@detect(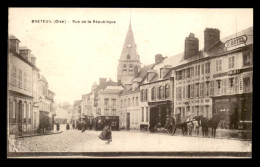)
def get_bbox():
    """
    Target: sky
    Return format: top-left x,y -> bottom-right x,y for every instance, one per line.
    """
8,8 -> 253,104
